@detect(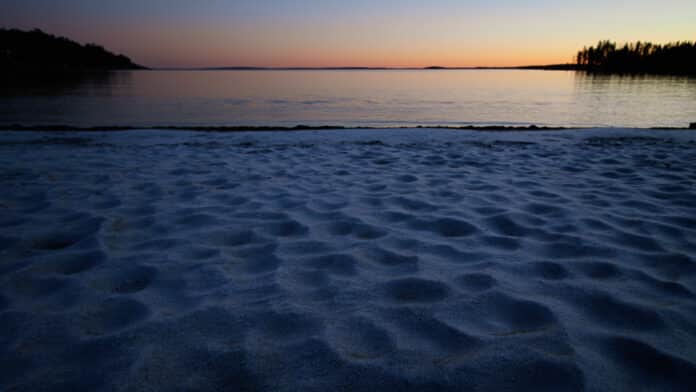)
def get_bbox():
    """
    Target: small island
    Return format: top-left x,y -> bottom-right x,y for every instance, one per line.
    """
0,28 -> 146,72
